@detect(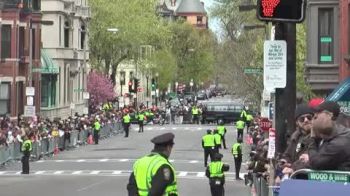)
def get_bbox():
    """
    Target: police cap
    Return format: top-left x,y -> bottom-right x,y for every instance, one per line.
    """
151,132 -> 175,146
